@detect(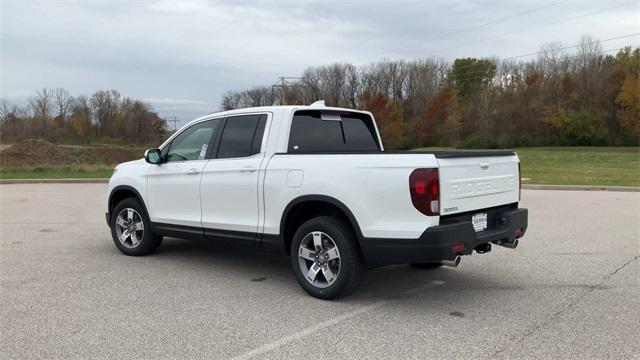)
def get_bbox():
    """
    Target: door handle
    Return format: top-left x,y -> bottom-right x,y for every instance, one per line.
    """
187,168 -> 200,175
240,166 -> 257,173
